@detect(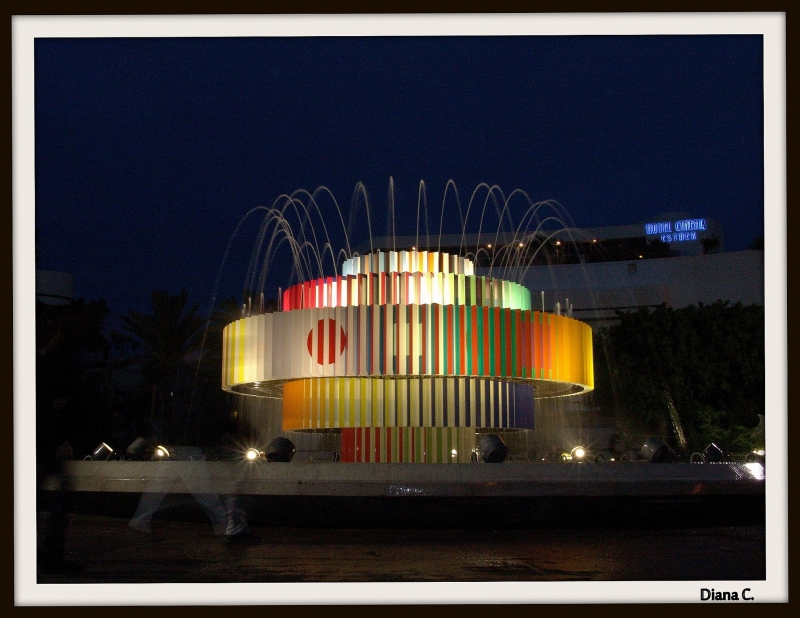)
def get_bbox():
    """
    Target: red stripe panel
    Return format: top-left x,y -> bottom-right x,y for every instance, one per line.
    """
494,308 -> 501,377
434,305 -> 441,374
459,305 -> 466,374
398,427 -> 403,463
421,305 -> 427,374
446,305 -> 453,375
341,428 -> 355,462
